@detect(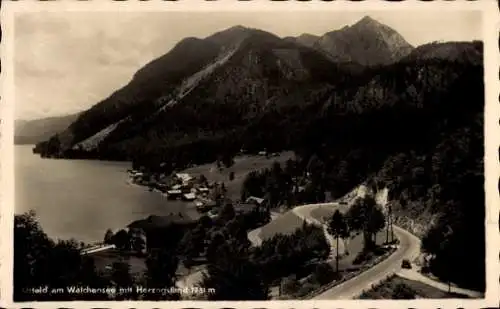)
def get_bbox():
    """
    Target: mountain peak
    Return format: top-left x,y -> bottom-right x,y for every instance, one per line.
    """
295,33 -> 320,48
357,16 -> 380,26
206,25 -> 271,48
228,25 -> 248,31
314,16 -> 414,66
